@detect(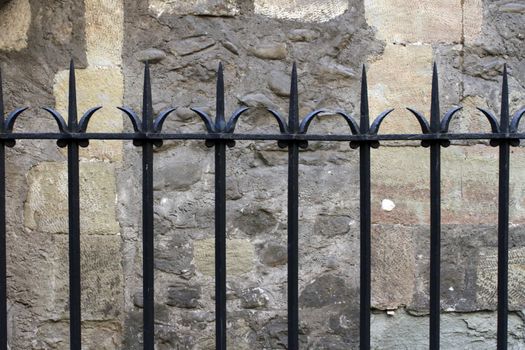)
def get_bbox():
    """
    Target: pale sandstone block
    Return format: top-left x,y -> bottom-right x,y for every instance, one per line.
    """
0,0 -> 31,51
254,0 -> 348,23
54,68 -> 124,161
364,0 -> 482,44
24,162 -> 120,235
149,0 -> 239,17
194,239 -> 255,276
367,44 -> 433,134
85,0 -> 124,67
